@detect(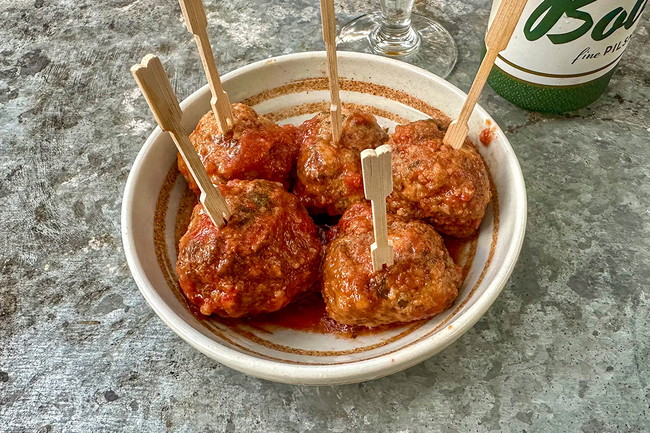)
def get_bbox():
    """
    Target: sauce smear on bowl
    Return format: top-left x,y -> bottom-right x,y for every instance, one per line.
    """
479,120 -> 495,146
